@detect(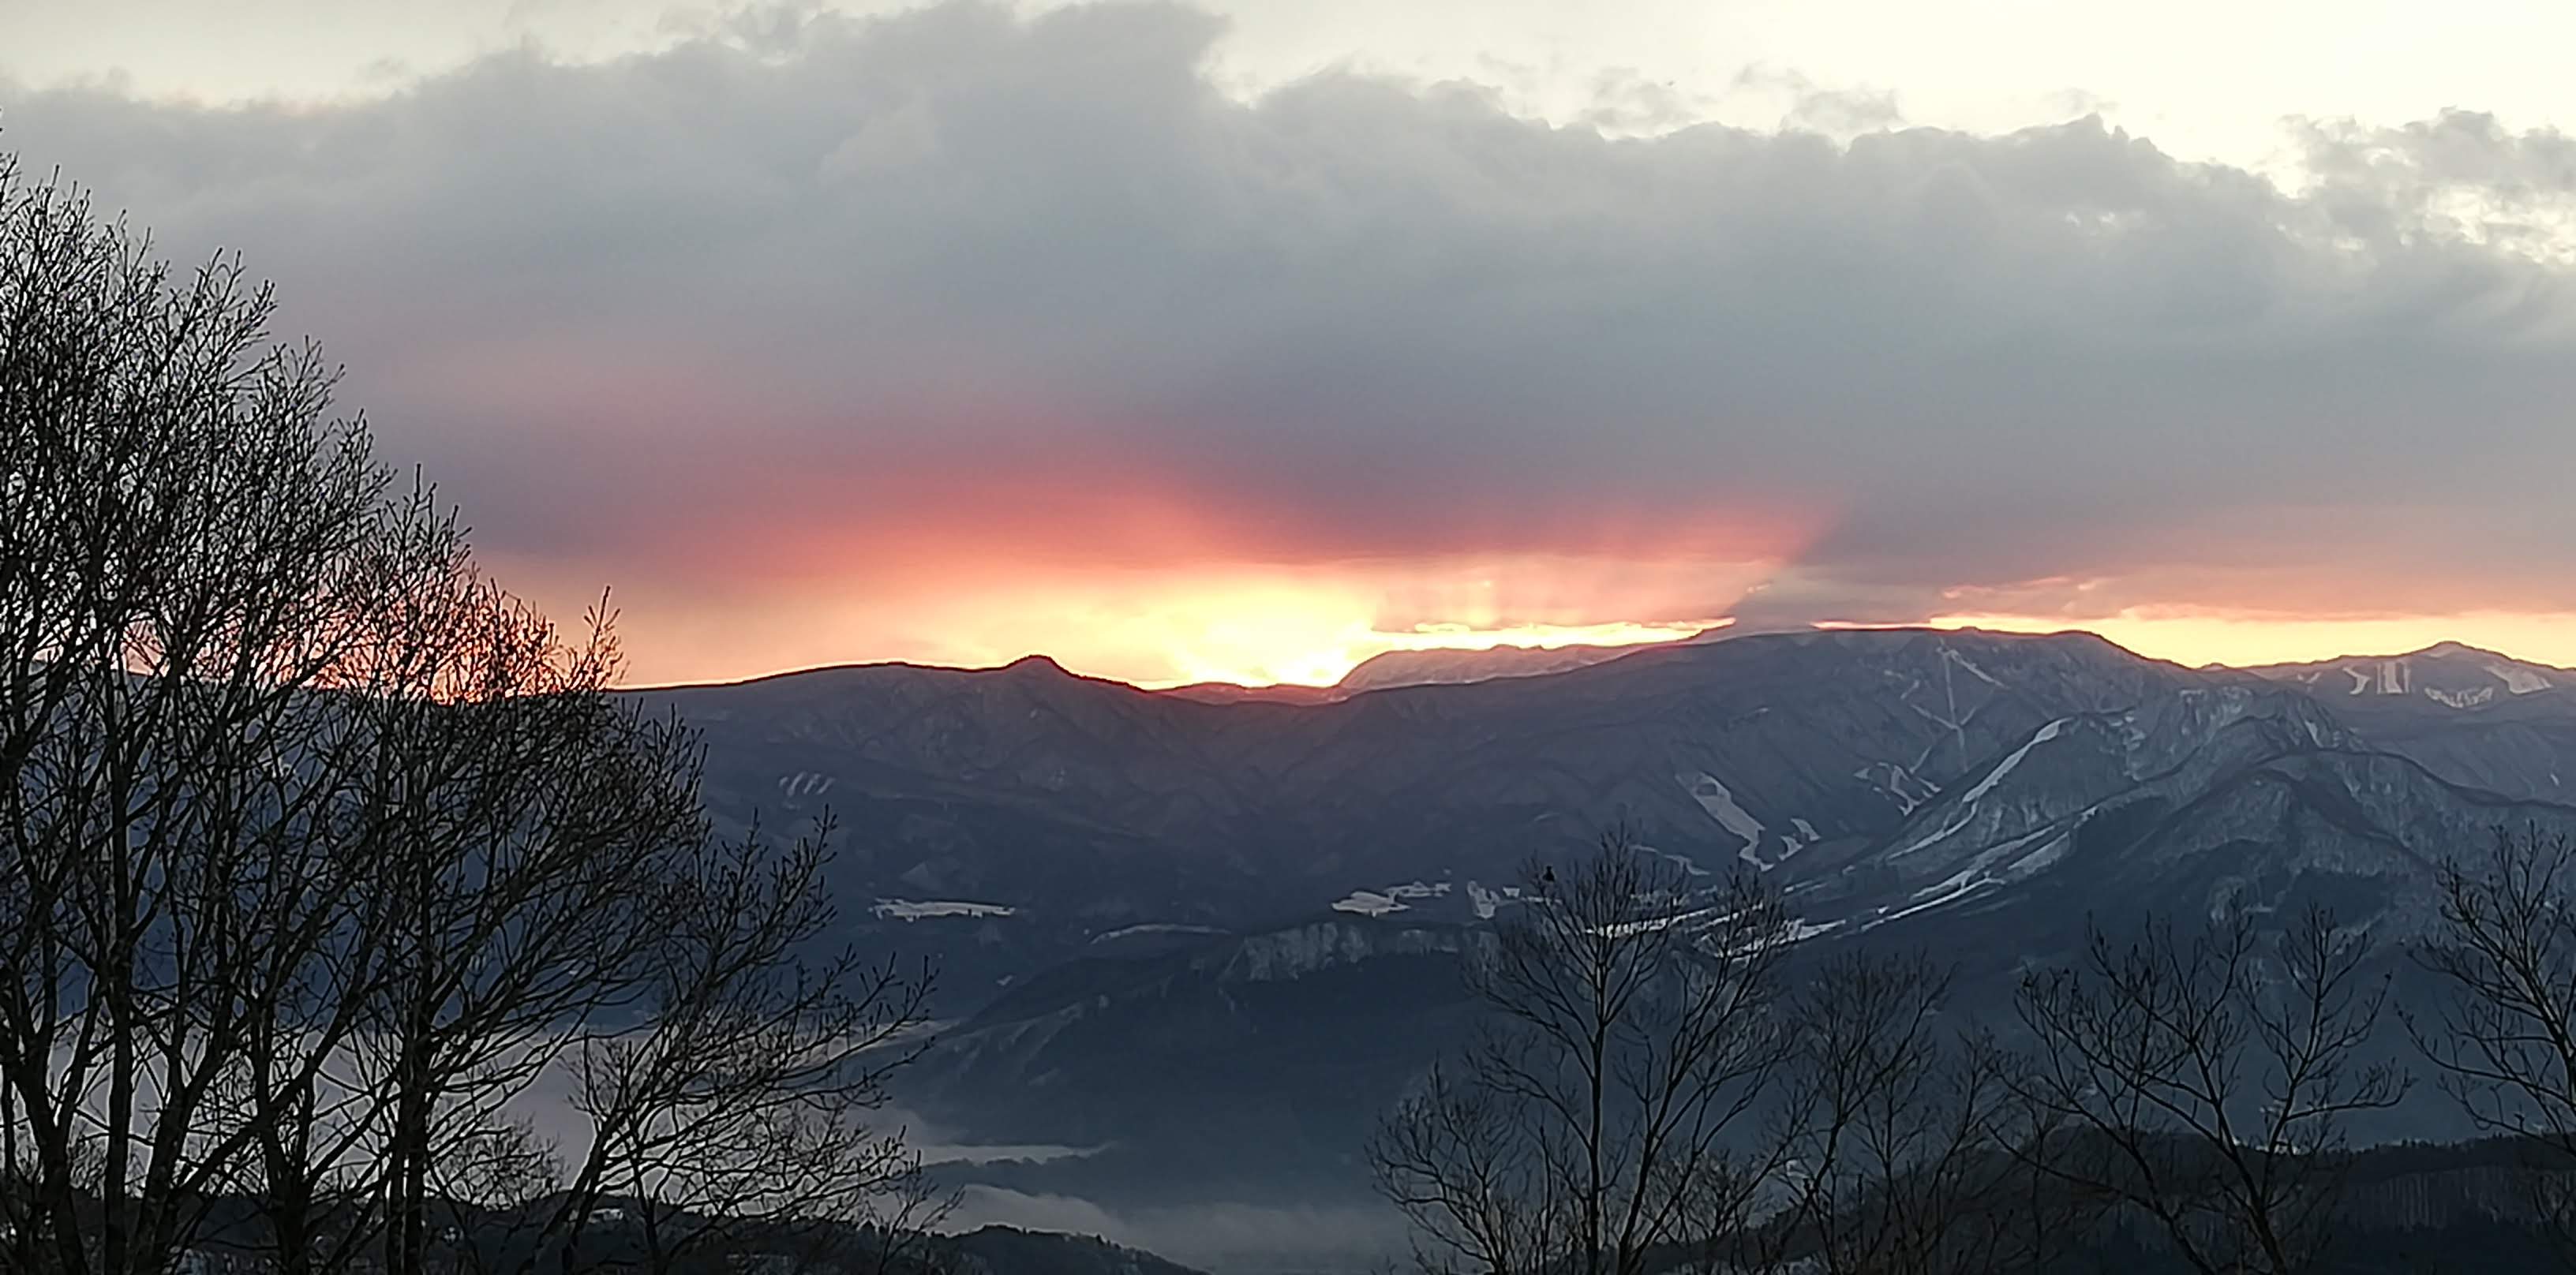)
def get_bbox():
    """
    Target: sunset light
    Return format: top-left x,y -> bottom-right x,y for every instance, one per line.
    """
26,0 -> 2576,1263
561,551 -> 1784,689
1160,617 -> 1724,690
